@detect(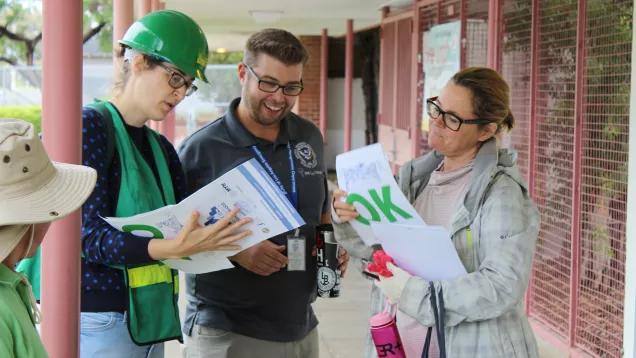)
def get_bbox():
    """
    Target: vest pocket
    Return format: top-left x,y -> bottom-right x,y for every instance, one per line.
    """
124,264 -> 182,345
